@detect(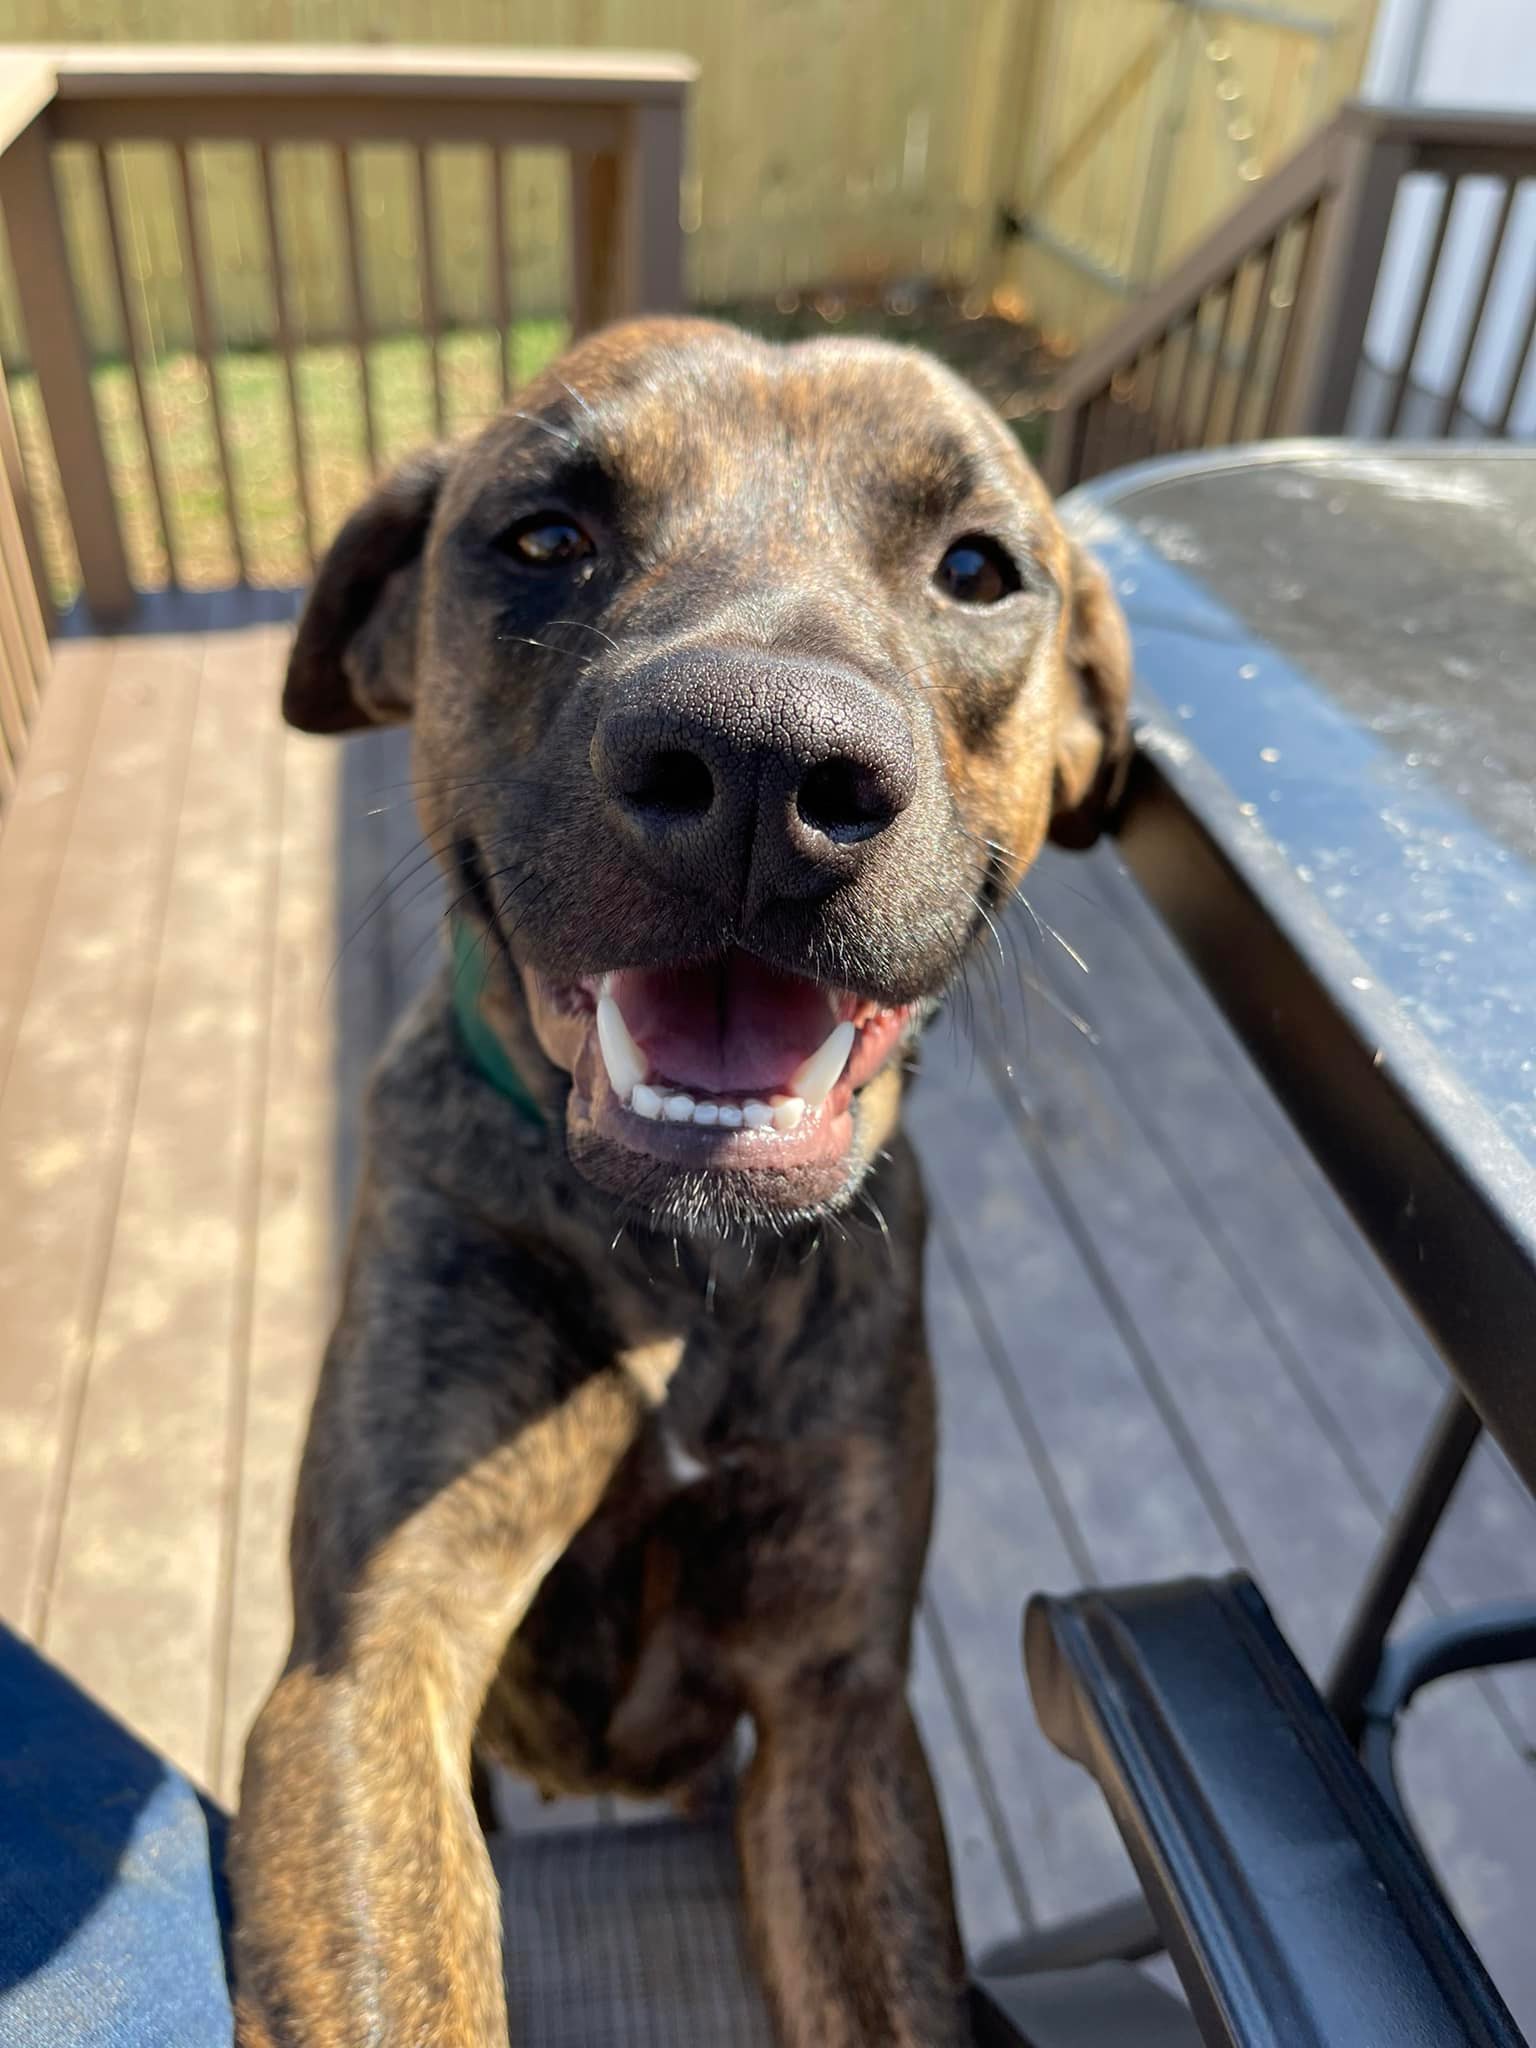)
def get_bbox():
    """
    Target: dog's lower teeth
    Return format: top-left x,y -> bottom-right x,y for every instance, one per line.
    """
600,997 -> 823,1135
619,1078 -> 815,1134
